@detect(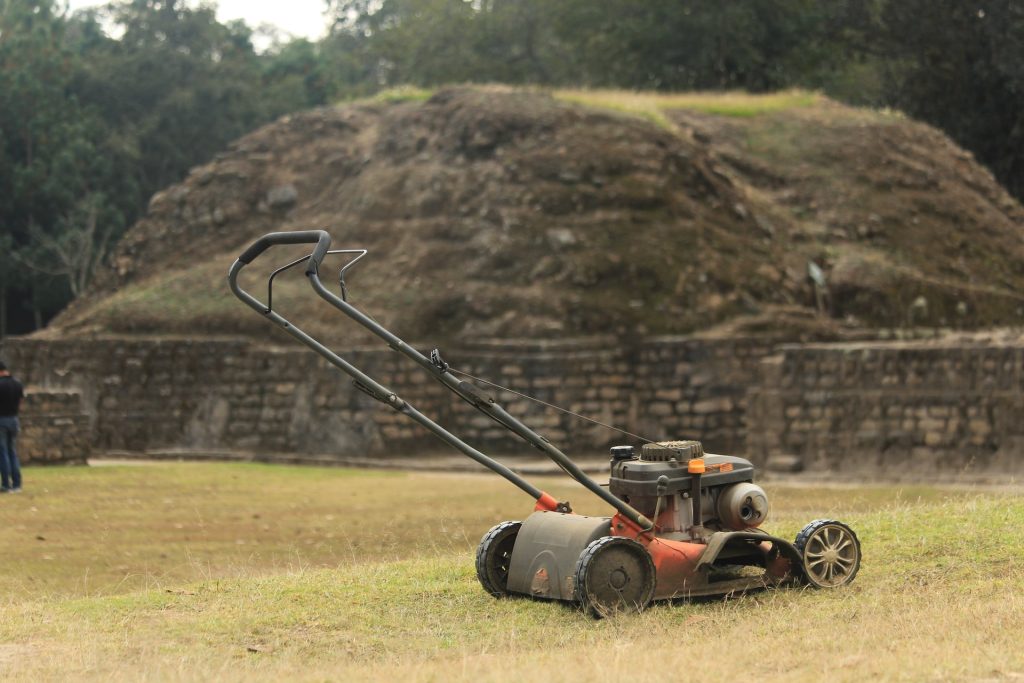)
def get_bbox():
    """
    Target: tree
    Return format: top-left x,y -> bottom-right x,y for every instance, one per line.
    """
330,0 -> 480,88
0,0 -> 121,329
876,0 -> 1024,198
19,194 -> 113,298
3,0 -> 344,330
325,0 -> 854,92
0,233 -> 15,339
472,0 -> 564,85
70,0 -> 267,203
261,38 -> 330,117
